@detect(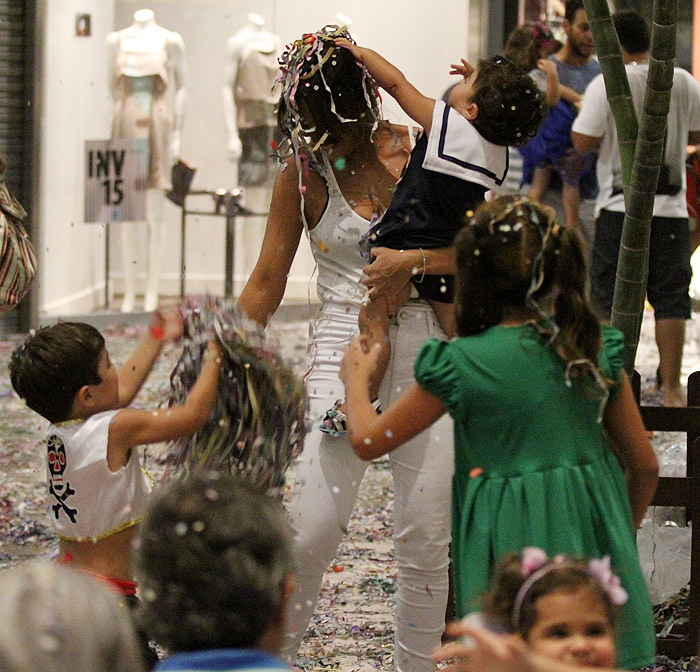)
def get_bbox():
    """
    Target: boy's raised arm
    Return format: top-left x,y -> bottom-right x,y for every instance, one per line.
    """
116,307 -> 184,407
335,38 -> 436,132
108,340 -> 222,456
